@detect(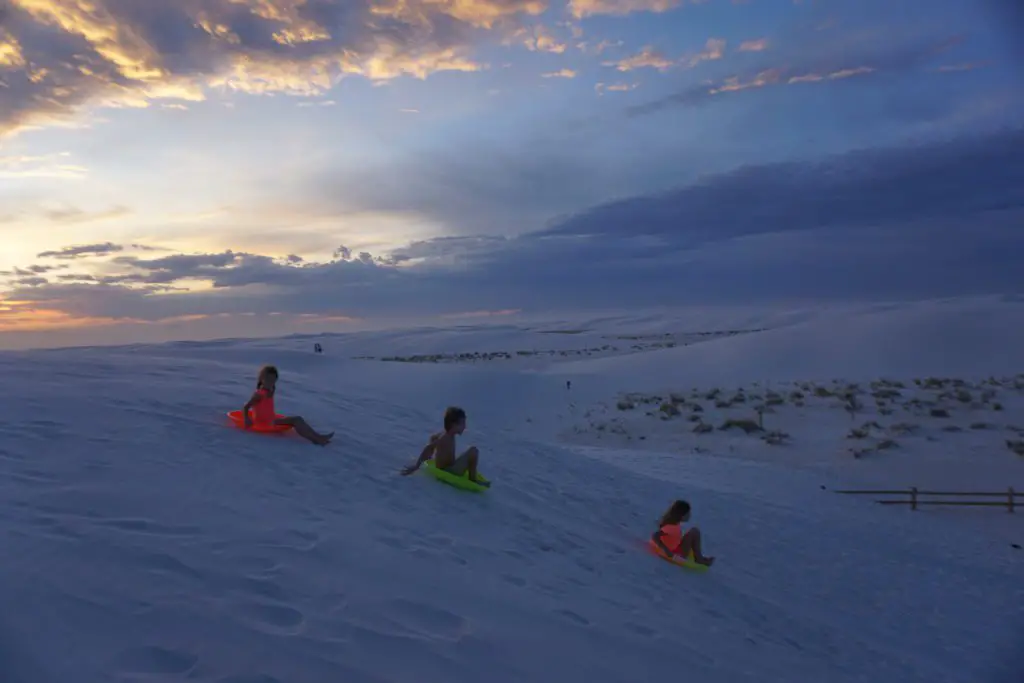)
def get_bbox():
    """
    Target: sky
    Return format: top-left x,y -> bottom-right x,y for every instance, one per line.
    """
0,0 -> 1022,347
